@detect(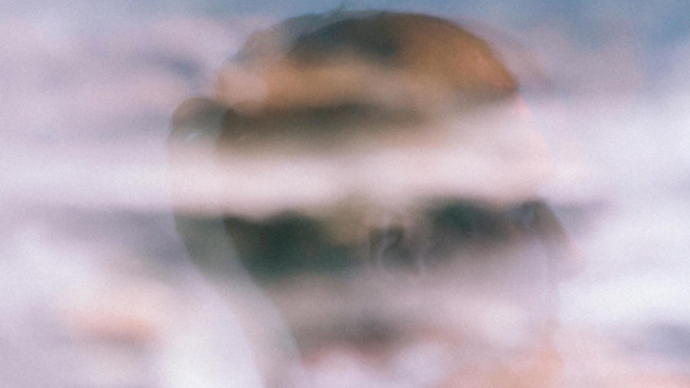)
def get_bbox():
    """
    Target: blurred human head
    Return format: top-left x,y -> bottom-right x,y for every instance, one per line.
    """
170,10 -> 573,388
